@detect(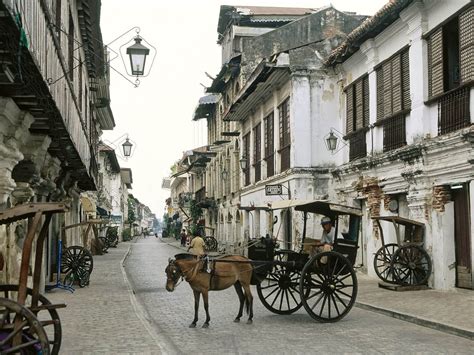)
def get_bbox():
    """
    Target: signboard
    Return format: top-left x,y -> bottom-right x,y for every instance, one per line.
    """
265,184 -> 283,196
110,215 -> 122,225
